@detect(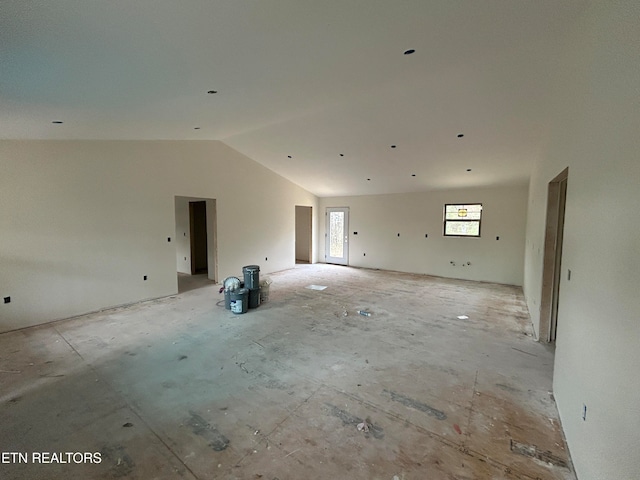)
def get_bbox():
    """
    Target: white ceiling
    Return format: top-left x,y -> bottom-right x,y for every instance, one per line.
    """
0,1 -> 587,197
